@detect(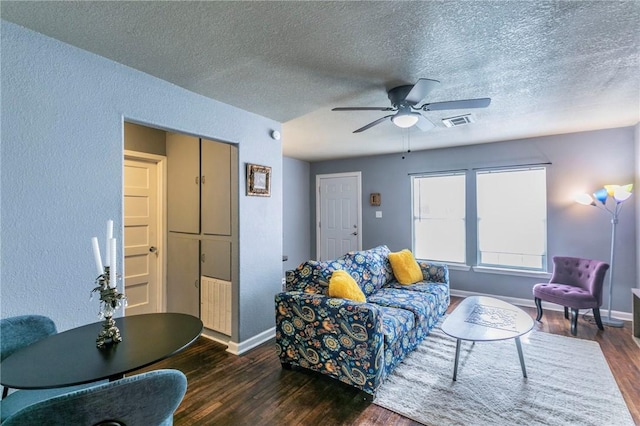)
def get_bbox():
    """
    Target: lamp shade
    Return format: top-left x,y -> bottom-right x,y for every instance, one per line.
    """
603,183 -> 633,203
574,193 -> 595,206
593,188 -> 609,204
613,187 -> 632,202
603,184 -> 618,196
